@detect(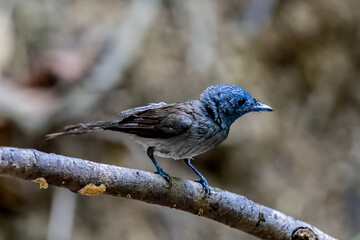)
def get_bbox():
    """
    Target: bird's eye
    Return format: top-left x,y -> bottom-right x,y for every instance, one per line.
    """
238,98 -> 246,106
